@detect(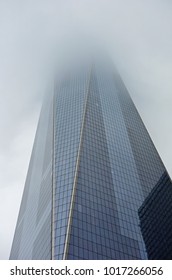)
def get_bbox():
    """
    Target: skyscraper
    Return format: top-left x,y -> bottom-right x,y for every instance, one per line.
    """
10,62 -> 171,260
